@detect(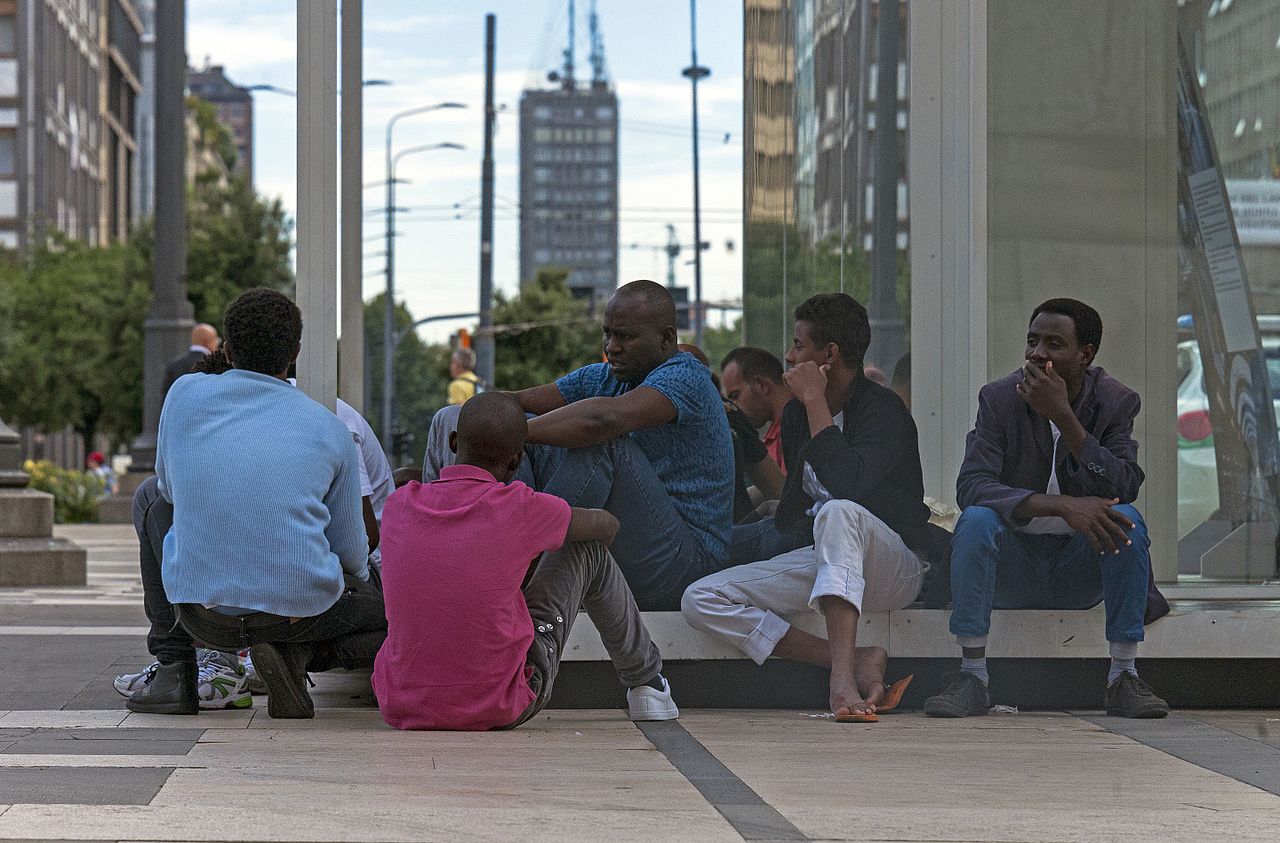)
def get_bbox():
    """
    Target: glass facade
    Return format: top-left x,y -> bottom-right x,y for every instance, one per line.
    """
747,0 -> 1280,587
743,0 -> 910,383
